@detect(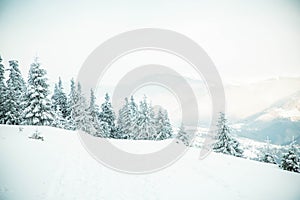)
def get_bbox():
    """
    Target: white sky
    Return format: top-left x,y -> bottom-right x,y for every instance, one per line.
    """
0,0 -> 300,123
1,0 -> 300,82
